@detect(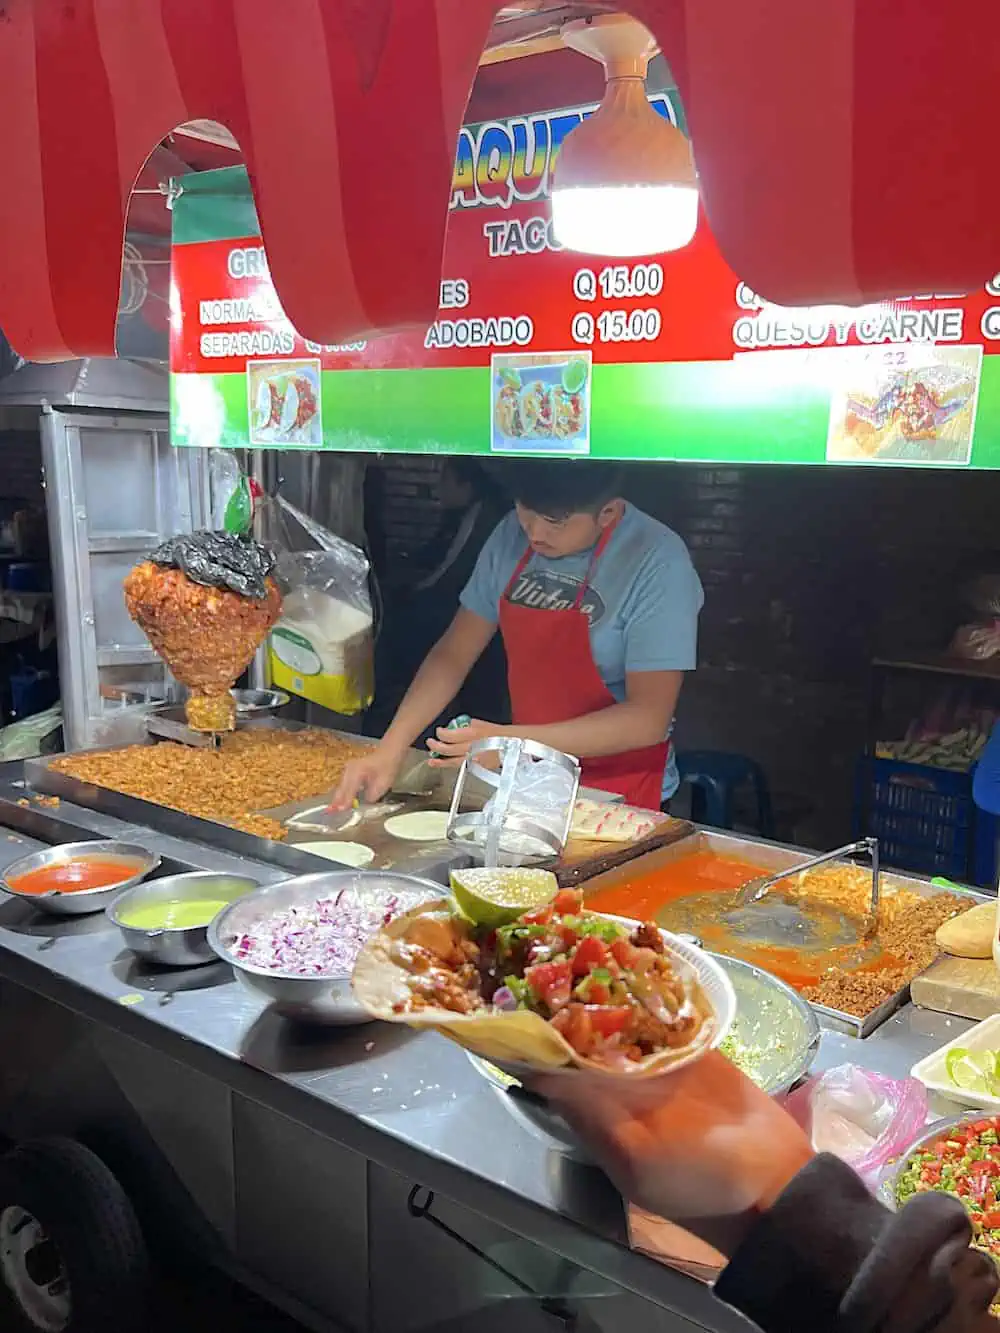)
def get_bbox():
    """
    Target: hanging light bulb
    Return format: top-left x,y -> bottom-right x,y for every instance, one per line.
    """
550,15 -> 698,257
